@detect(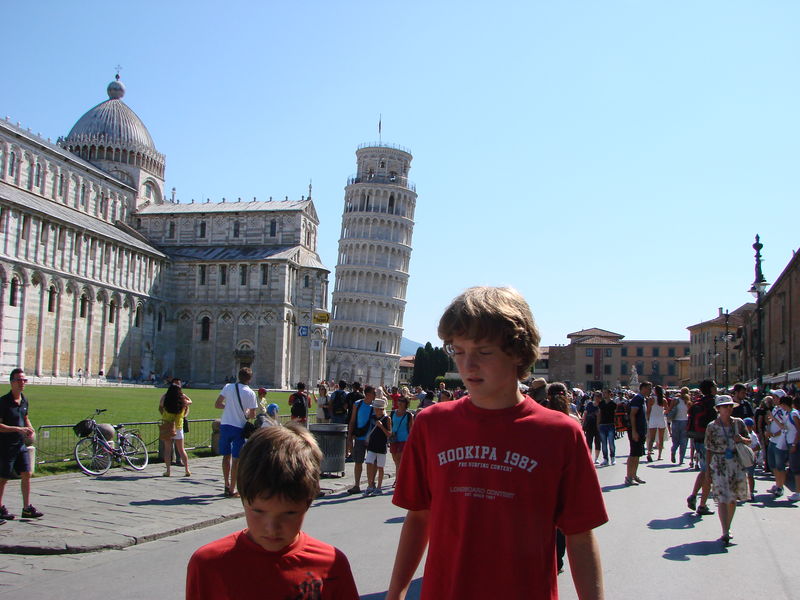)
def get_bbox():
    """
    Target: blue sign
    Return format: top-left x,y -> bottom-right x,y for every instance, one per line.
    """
298,326 -> 309,337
